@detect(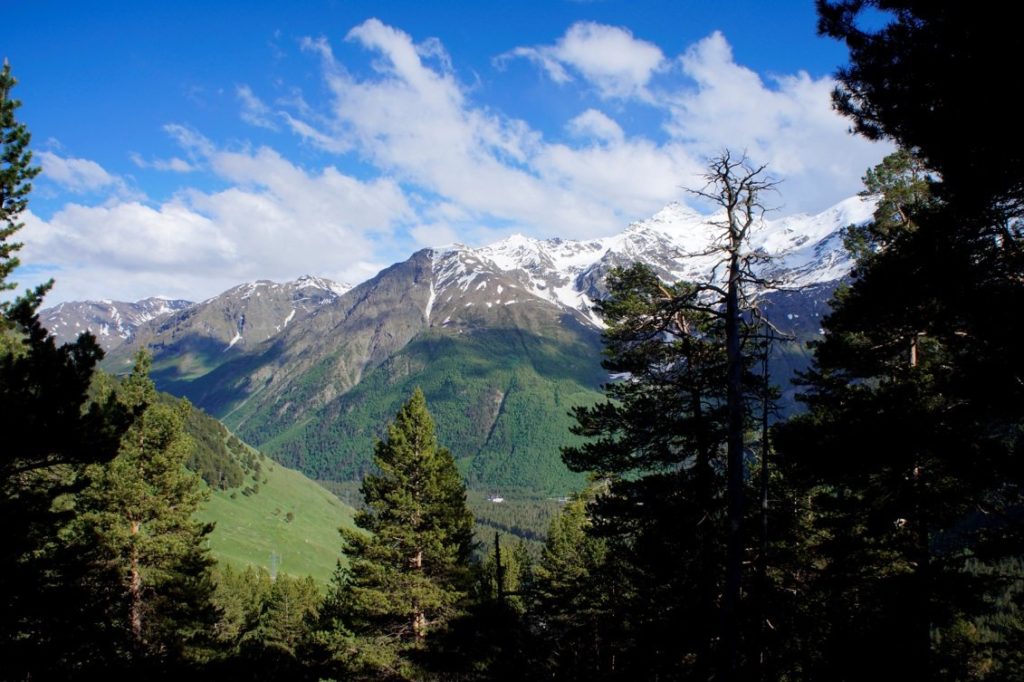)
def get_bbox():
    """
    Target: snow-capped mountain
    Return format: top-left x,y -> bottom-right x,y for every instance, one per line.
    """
45,195 -> 870,353
40,196 -> 872,495
43,275 -> 352,354
40,297 -> 194,350
428,195 -> 874,327
191,275 -> 355,352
